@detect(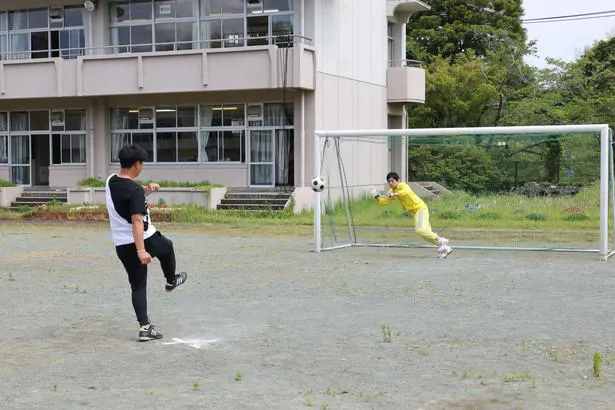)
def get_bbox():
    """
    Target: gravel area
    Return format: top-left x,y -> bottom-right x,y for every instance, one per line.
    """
1,222 -> 614,409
